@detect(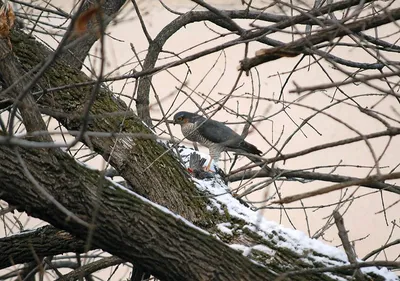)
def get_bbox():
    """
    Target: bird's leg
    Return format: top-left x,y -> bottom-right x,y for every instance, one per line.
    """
205,151 -> 219,172
205,158 -> 213,171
